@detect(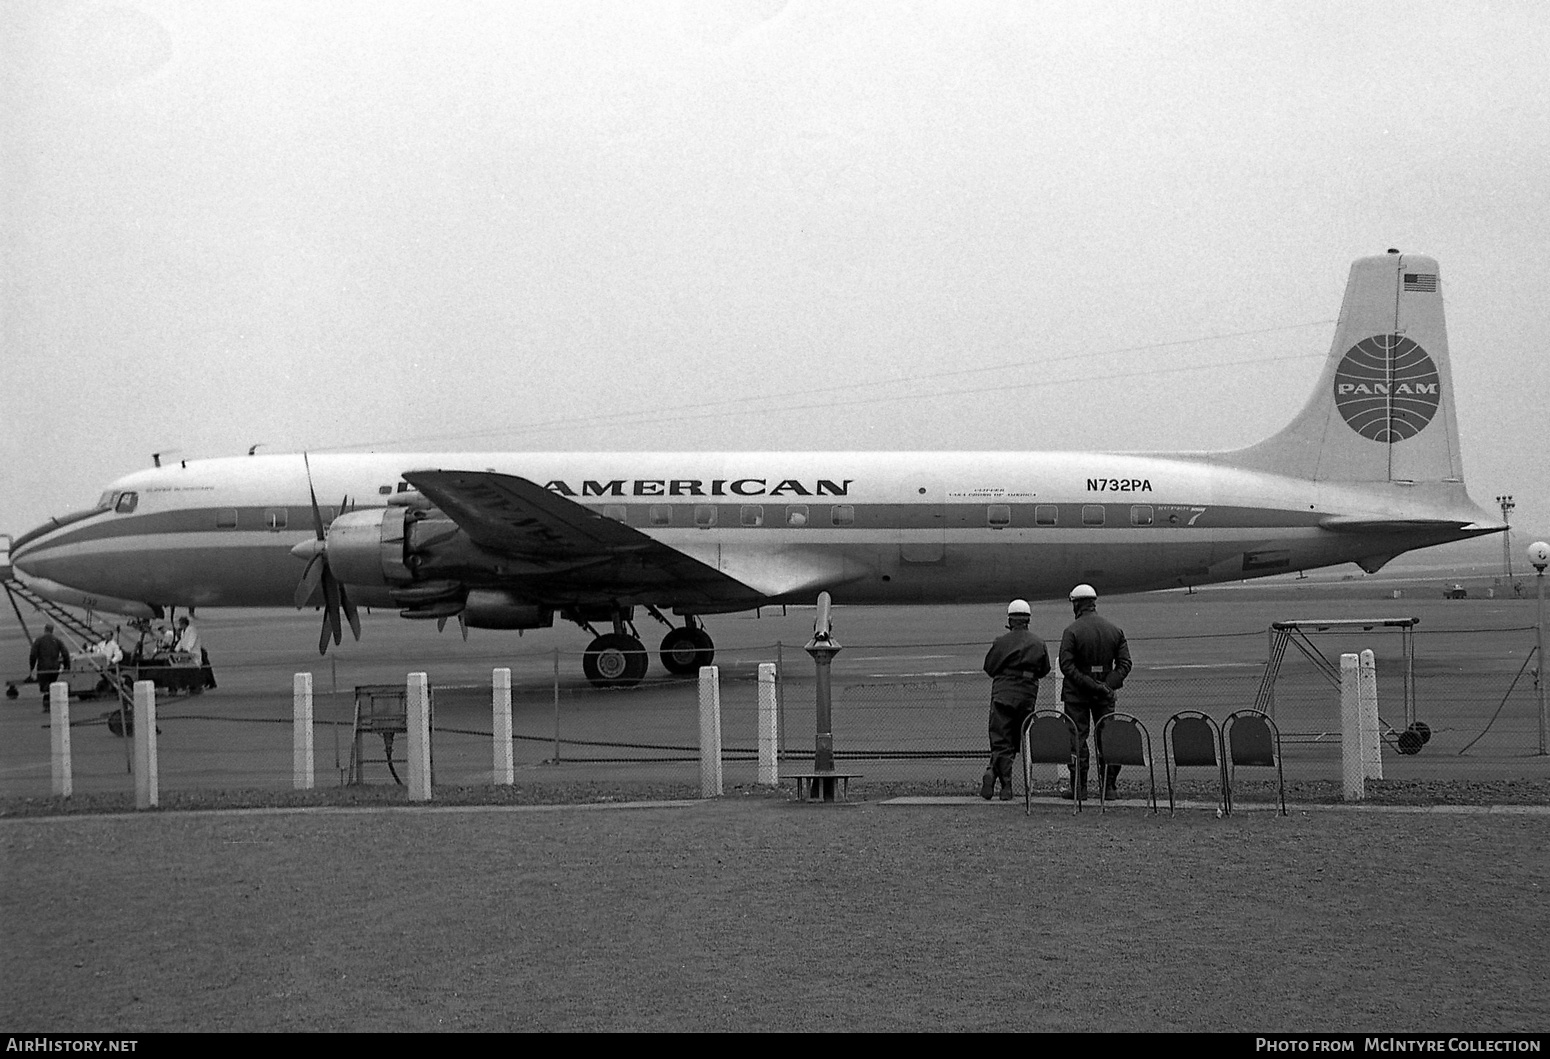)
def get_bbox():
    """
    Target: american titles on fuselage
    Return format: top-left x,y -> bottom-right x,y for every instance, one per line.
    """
539,477 -> 856,498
